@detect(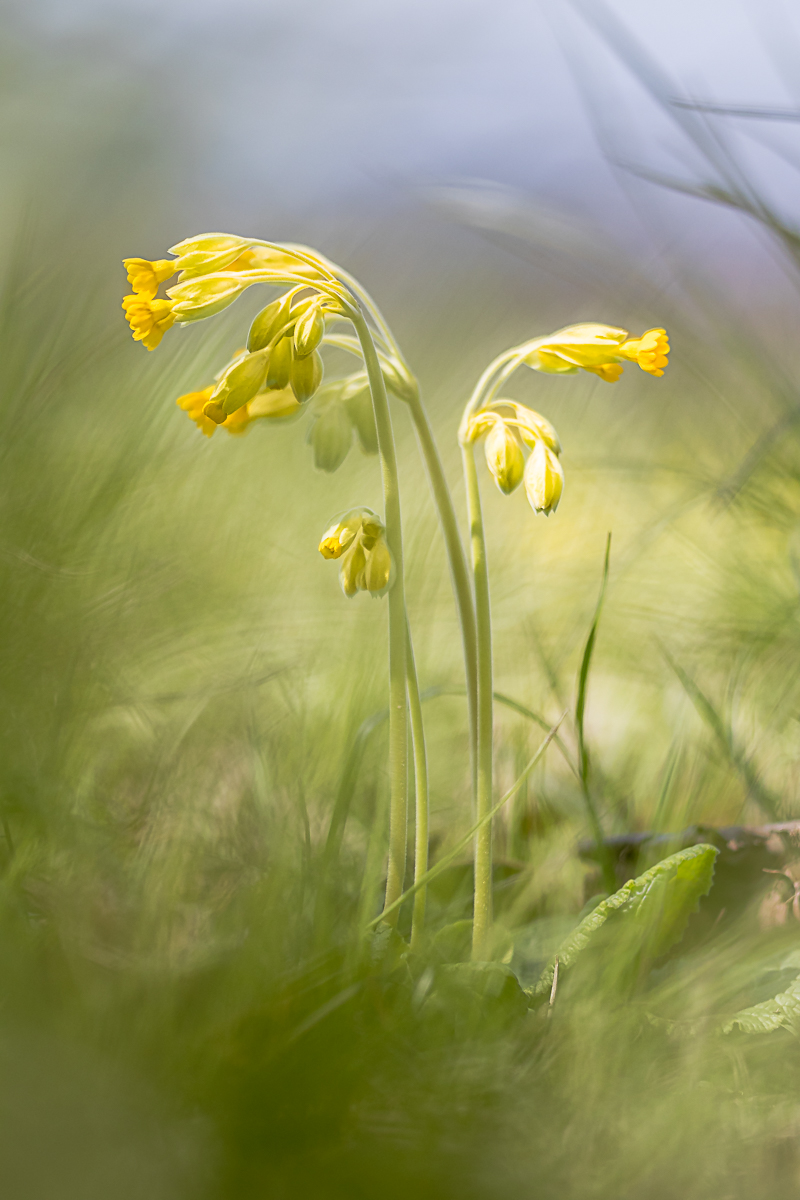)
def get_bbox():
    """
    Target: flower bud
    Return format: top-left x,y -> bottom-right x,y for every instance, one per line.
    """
307,399 -> 353,473
484,417 -> 525,495
210,348 -> 269,415
340,542 -> 367,599
247,292 -> 294,352
265,337 -> 293,390
169,234 -> 251,278
290,349 -> 324,403
318,509 -> 393,599
293,302 -> 325,358
318,508 -> 373,559
345,387 -> 378,455
202,400 -> 228,425
524,441 -> 564,516
247,388 -> 303,420
167,274 -> 248,323
360,536 -> 394,597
